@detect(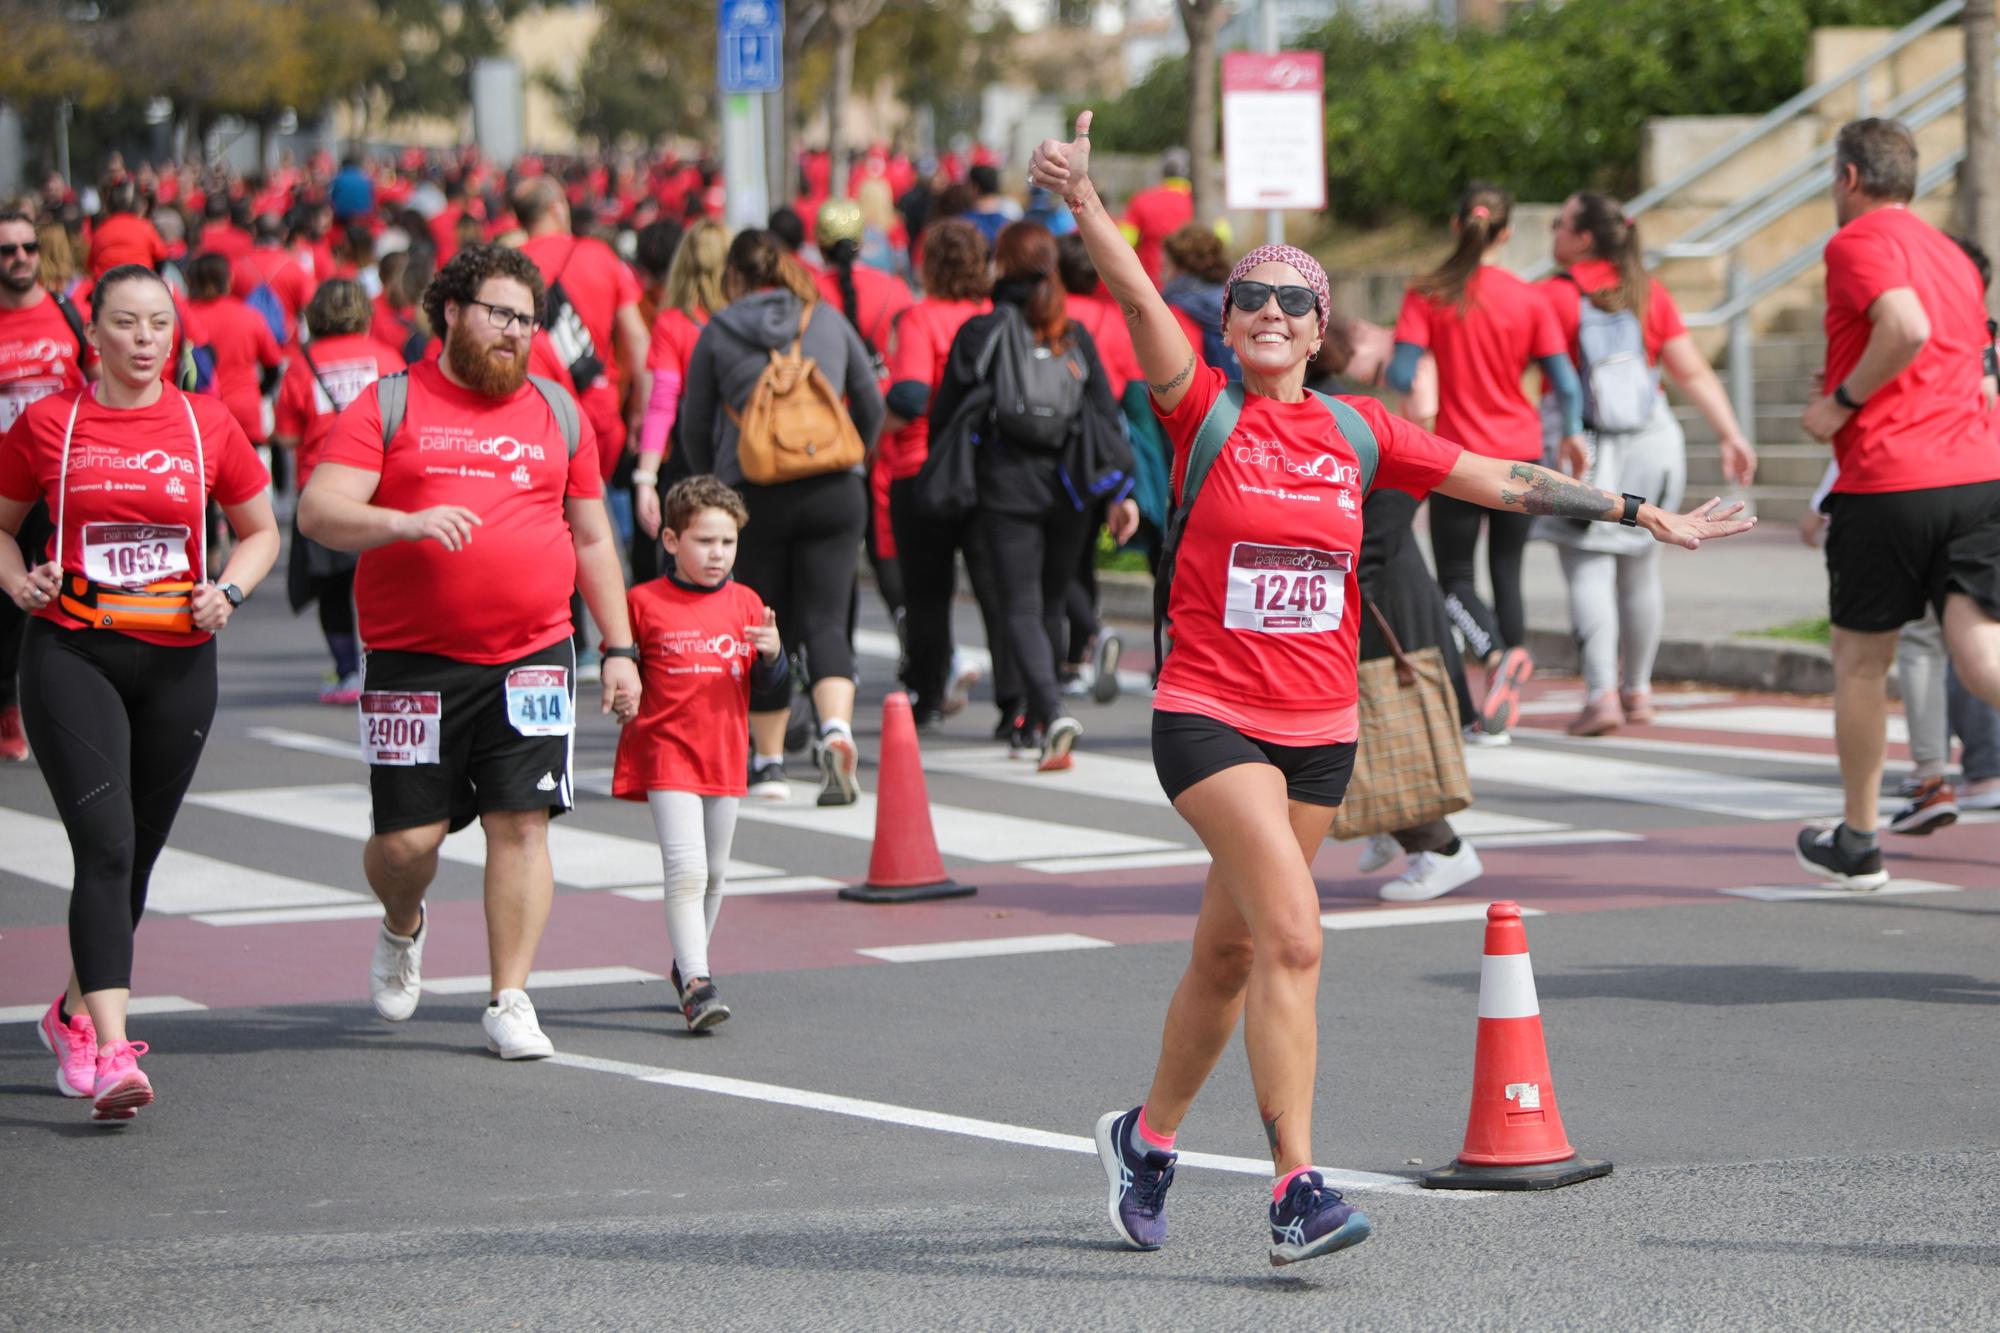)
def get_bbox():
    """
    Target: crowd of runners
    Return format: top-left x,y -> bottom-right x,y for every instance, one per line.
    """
4,110 -> 1999,1268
